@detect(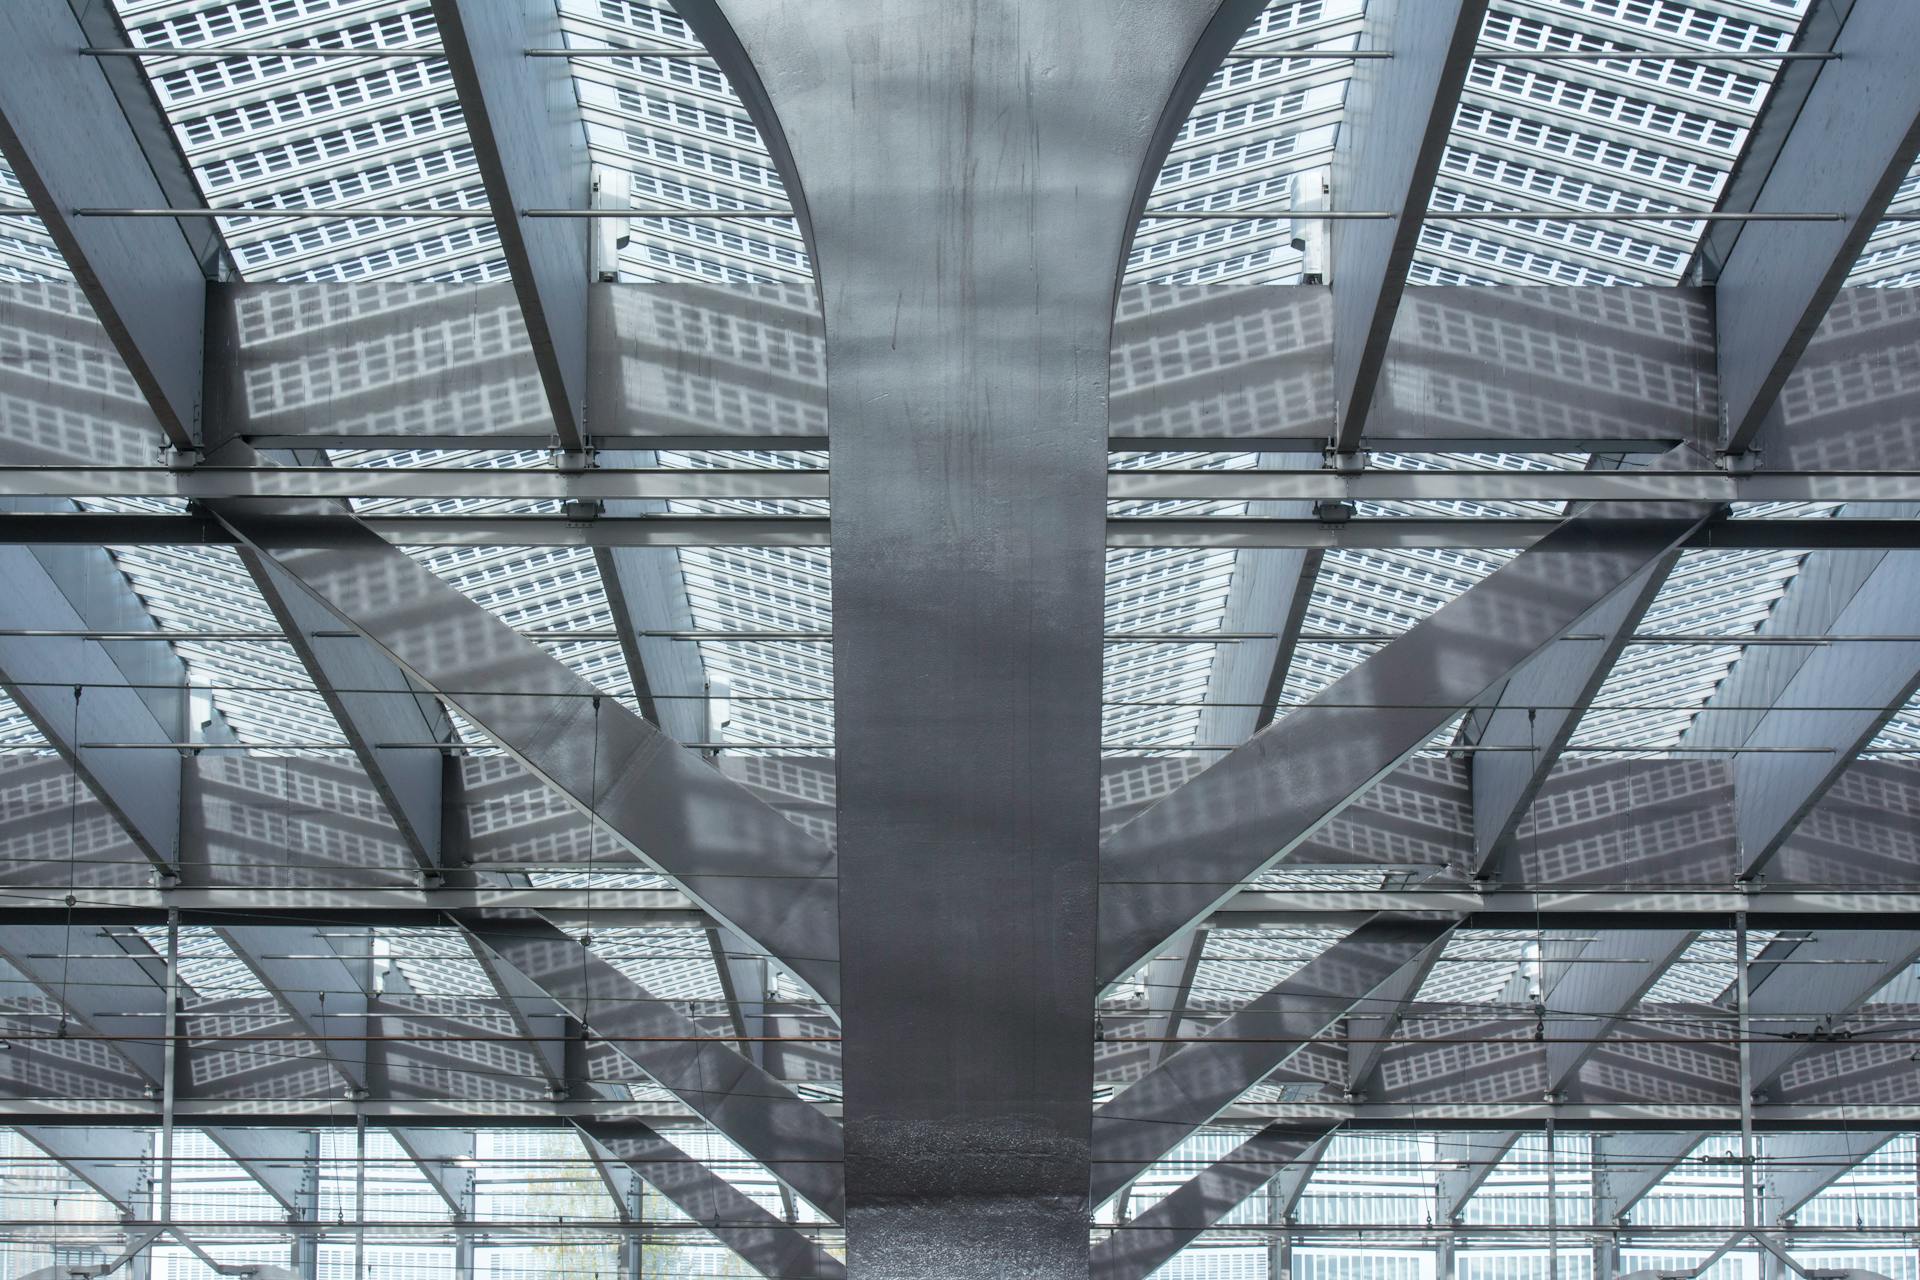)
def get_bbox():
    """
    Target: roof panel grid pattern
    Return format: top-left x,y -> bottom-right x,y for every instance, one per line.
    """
0,160 -> 67,283
110,0 -> 504,284
658,449 -> 829,753
1411,0 -> 1812,287
334,447 -> 640,717
1127,0 -> 1366,288
559,0 -> 811,286
1277,451 -> 1584,722
1577,547 -> 1808,753
1107,451 -> 1261,754
1849,155 -> 1920,287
